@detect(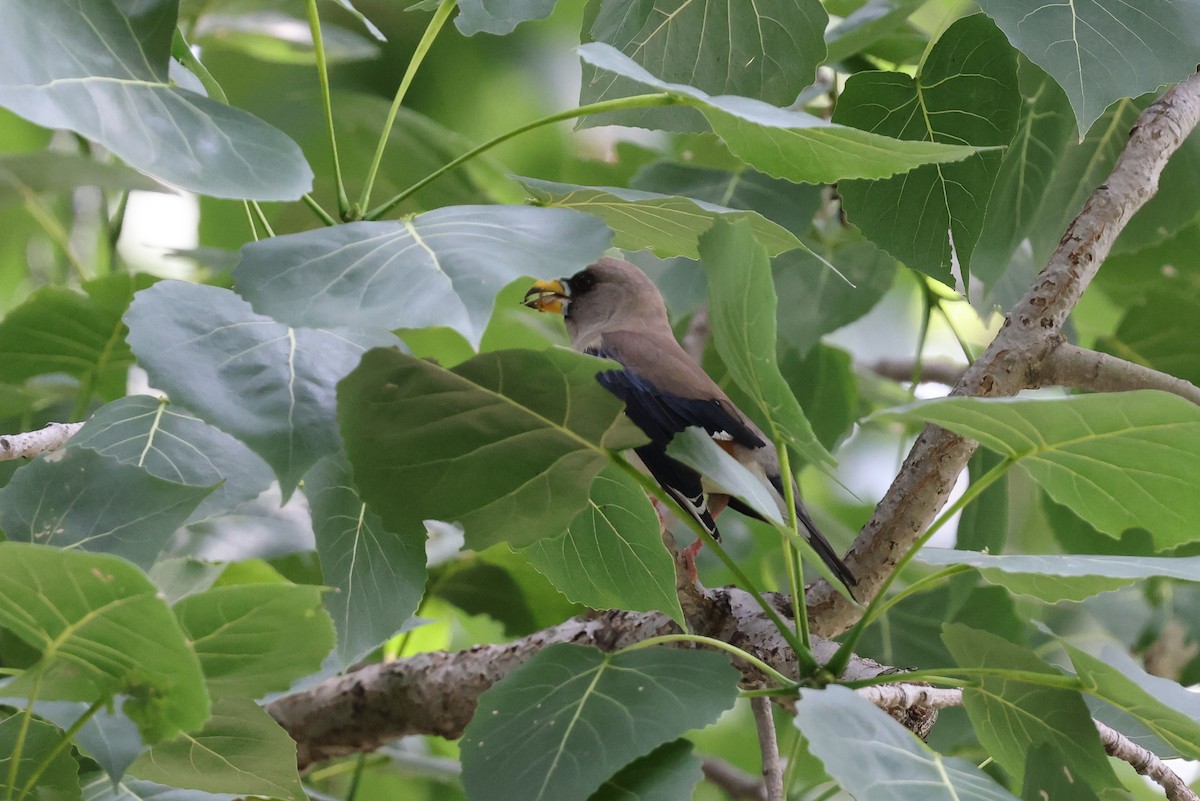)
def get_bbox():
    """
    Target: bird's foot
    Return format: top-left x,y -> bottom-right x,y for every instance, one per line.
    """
681,538 -> 702,584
